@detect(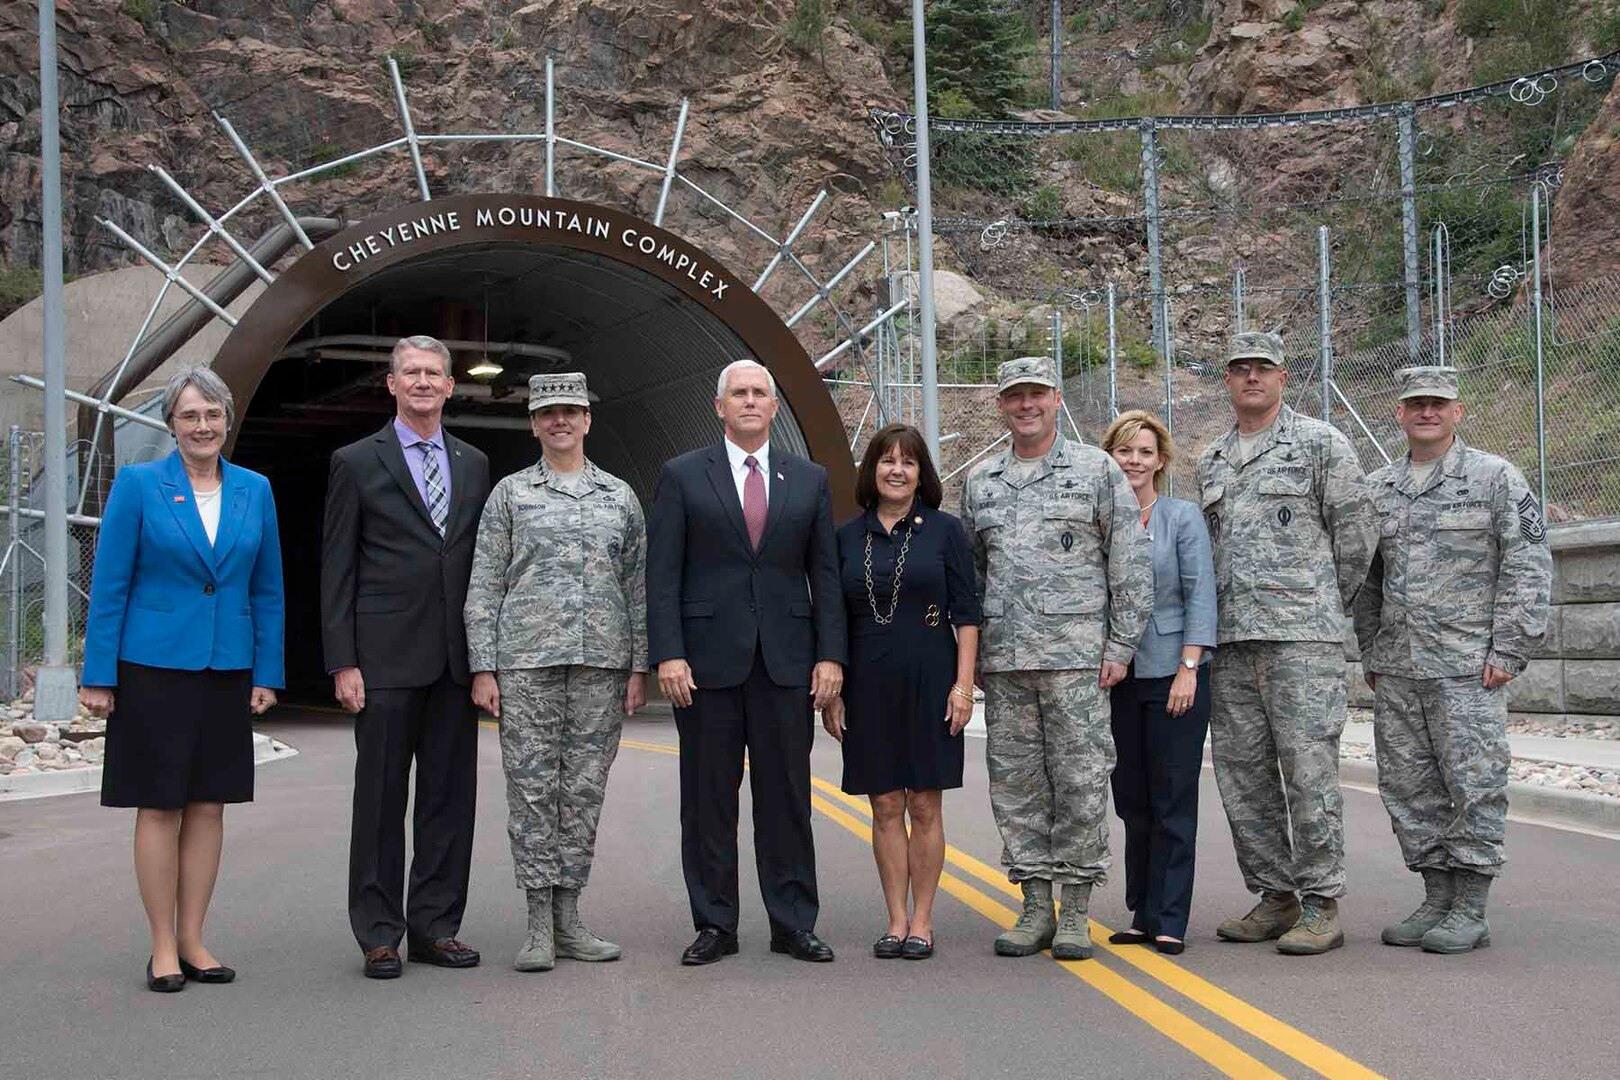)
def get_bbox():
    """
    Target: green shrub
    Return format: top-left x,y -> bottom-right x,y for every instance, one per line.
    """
119,0 -> 157,31
0,263 -> 44,322
783,0 -> 833,67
